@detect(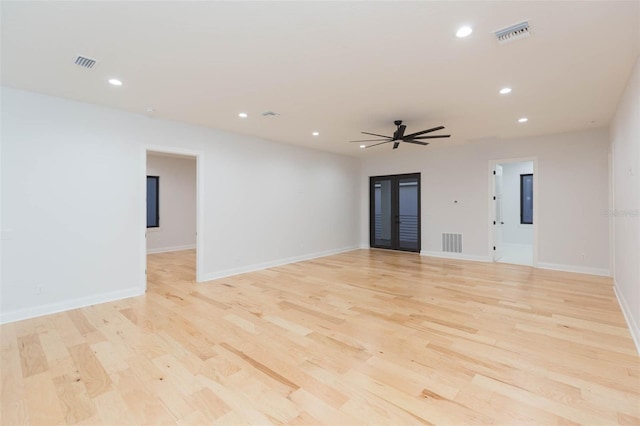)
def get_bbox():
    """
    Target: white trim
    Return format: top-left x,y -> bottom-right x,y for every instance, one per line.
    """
143,146 -> 205,289
420,250 -> 492,263
536,262 -> 610,277
608,148 -> 615,277
420,251 -> 610,276
140,149 -> 148,293
488,157 -> 538,266
613,280 -> 640,355
0,287 -> 144,324
200,246 -> 360,282
147,244 -> 196,254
